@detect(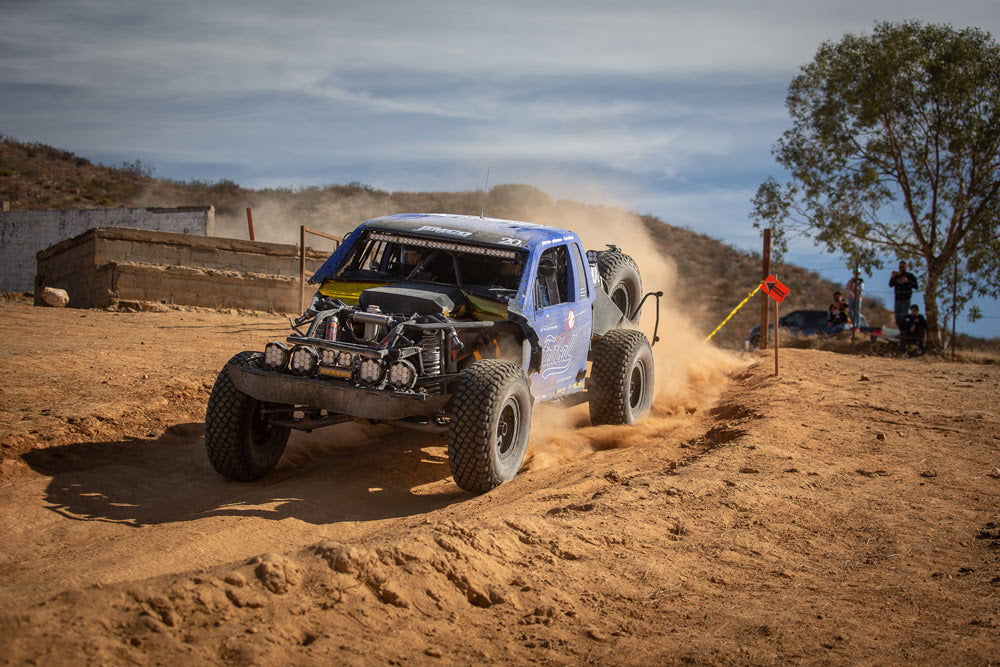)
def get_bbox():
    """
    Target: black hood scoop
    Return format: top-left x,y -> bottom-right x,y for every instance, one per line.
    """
359,283 -> 466,317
